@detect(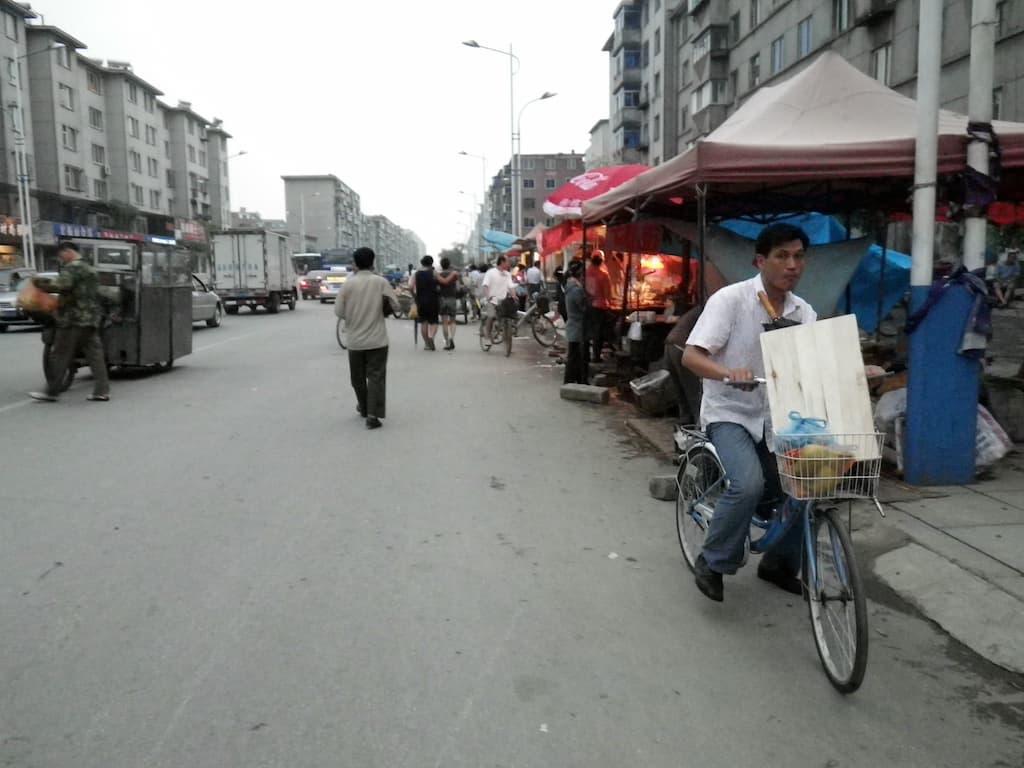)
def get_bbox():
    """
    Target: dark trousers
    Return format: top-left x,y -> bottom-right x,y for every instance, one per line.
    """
348,346 -> 388,419
564,341 -> 586,384
587,308 -> 612,362
48,325 -> 109,397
